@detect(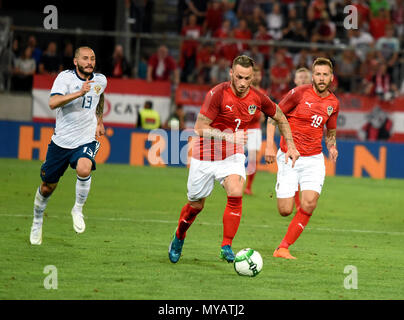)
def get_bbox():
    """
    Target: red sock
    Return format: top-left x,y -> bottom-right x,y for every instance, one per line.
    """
222,196 -> 242,247
279,207 -> 312,249
246,172 -> 256,190
176,203 -> 202,240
